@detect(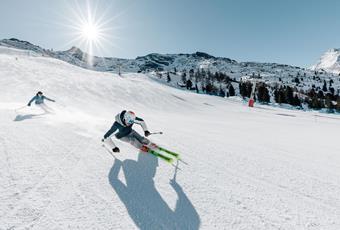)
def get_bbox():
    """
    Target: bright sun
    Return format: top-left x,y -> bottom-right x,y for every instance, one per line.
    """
81,23 -> 99,41
62,1 -> 121,66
